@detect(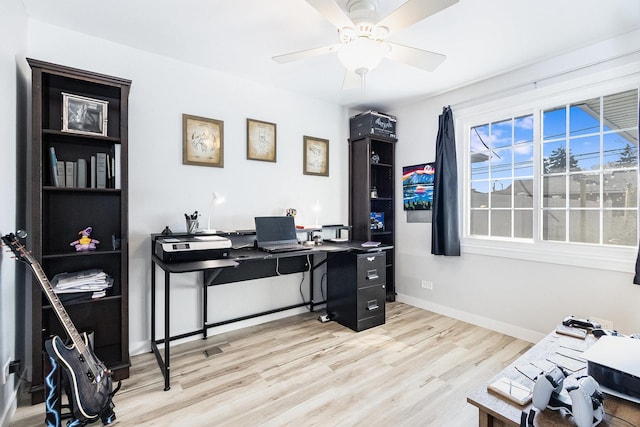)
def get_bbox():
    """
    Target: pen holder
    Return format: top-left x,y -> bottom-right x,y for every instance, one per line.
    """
186,218 -> 198,234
